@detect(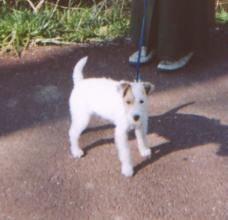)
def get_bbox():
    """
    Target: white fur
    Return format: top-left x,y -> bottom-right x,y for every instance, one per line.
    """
69,56 -> 155,177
